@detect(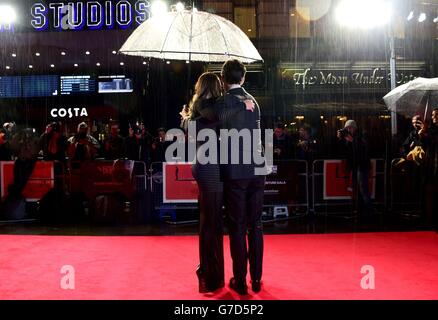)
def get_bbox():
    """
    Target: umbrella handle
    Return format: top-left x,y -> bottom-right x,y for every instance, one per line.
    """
423,96 -> 429,122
